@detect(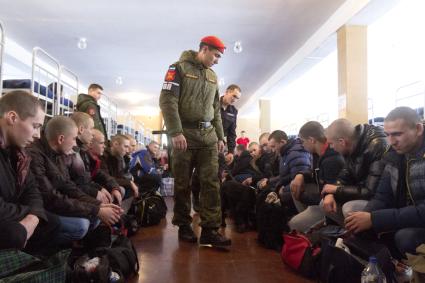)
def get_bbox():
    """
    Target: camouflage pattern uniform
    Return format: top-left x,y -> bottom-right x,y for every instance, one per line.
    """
159,50 -> 224,229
